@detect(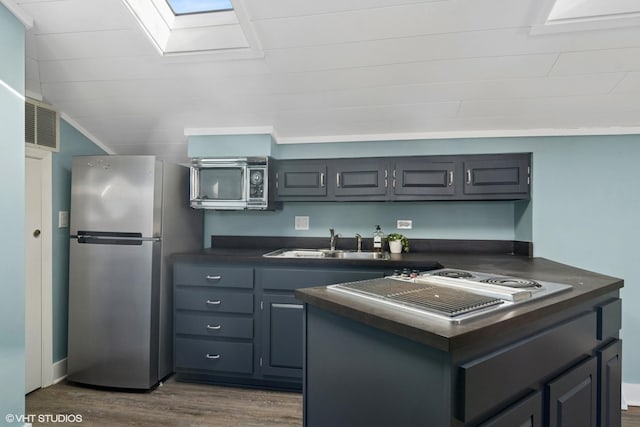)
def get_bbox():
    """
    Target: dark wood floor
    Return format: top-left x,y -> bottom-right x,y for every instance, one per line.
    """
26,377 -> 640,426
26,377 -> 302,426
